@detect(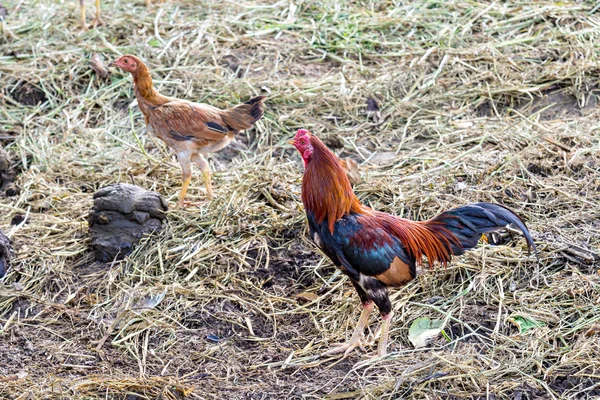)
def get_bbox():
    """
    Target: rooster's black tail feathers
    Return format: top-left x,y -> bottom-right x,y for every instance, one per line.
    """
428,202 -> 537,258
